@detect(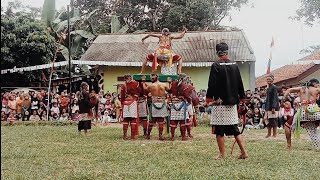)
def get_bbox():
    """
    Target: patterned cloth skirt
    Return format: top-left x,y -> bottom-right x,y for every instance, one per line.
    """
170,101 -> 186,121
78,113 -> 91,130
210,105 -> 239,125
123,100 -> 138,118
138,100 -> 148,118
151,102 -> 168,118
